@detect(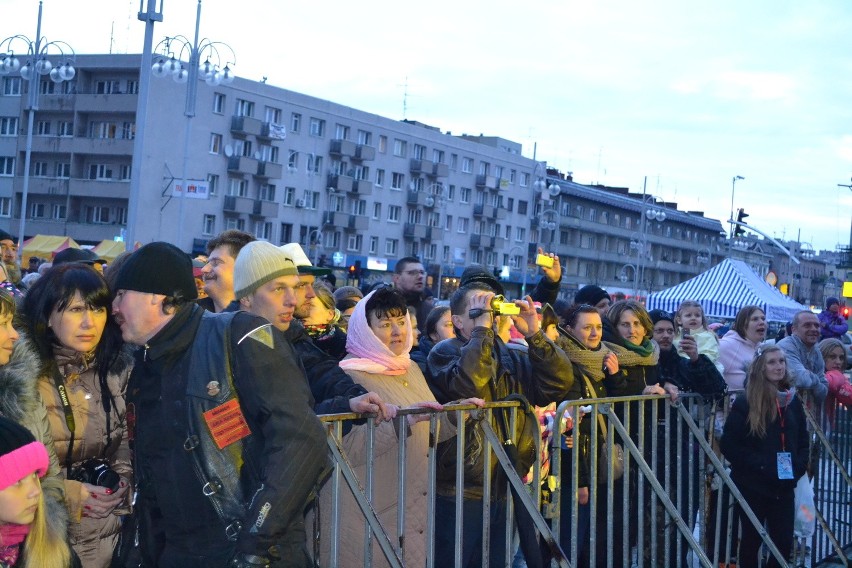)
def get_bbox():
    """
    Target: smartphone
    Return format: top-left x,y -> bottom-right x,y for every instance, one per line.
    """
535,254 -> 554,268
682,328 -> 690,336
